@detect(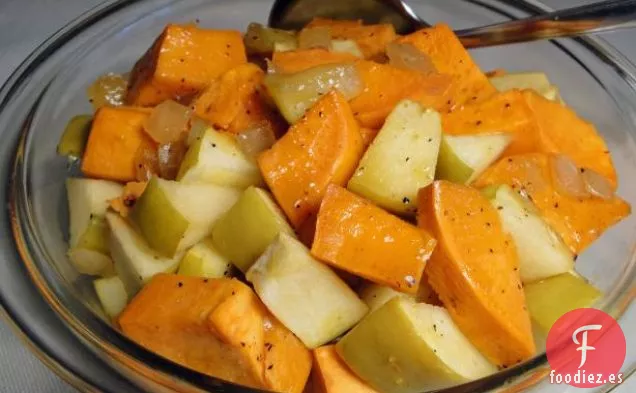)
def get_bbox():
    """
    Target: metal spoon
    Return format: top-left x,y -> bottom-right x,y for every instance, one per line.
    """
269,0 -> 636,48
